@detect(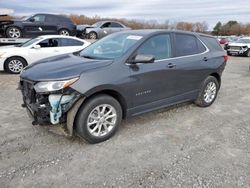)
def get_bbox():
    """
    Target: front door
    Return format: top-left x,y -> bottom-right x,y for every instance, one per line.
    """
128,34 -> 178,108
23,14 -> 46,37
